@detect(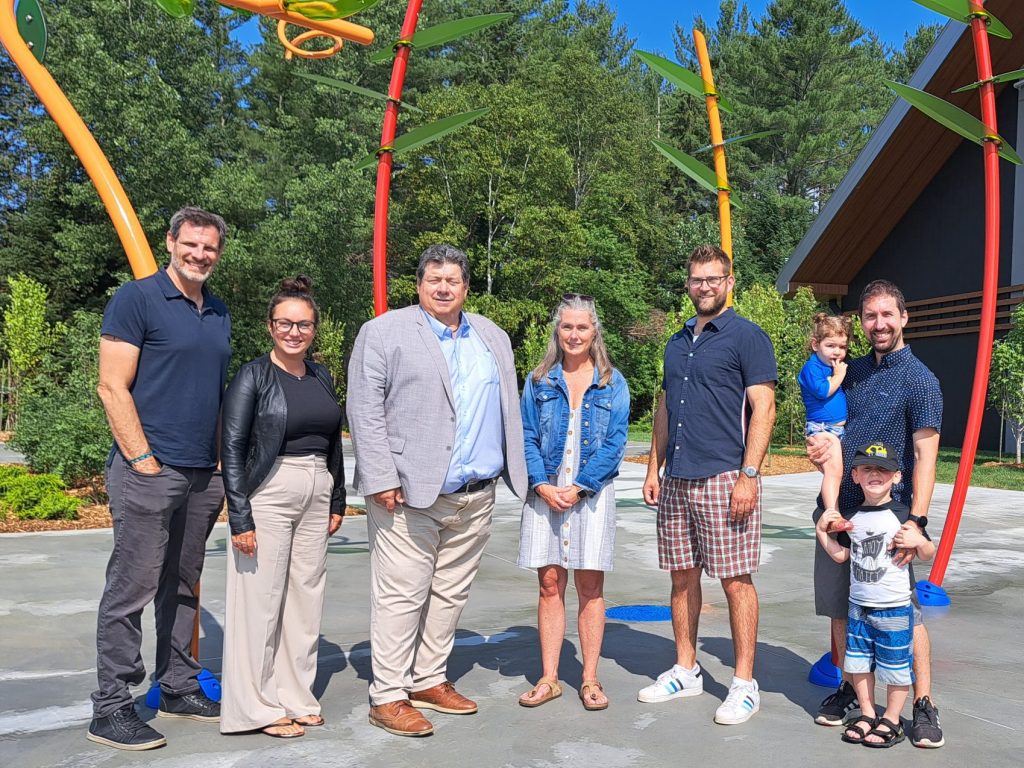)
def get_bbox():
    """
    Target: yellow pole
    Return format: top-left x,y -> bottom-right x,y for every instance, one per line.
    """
0,1 -> 157,278
692,28 -> 733,306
